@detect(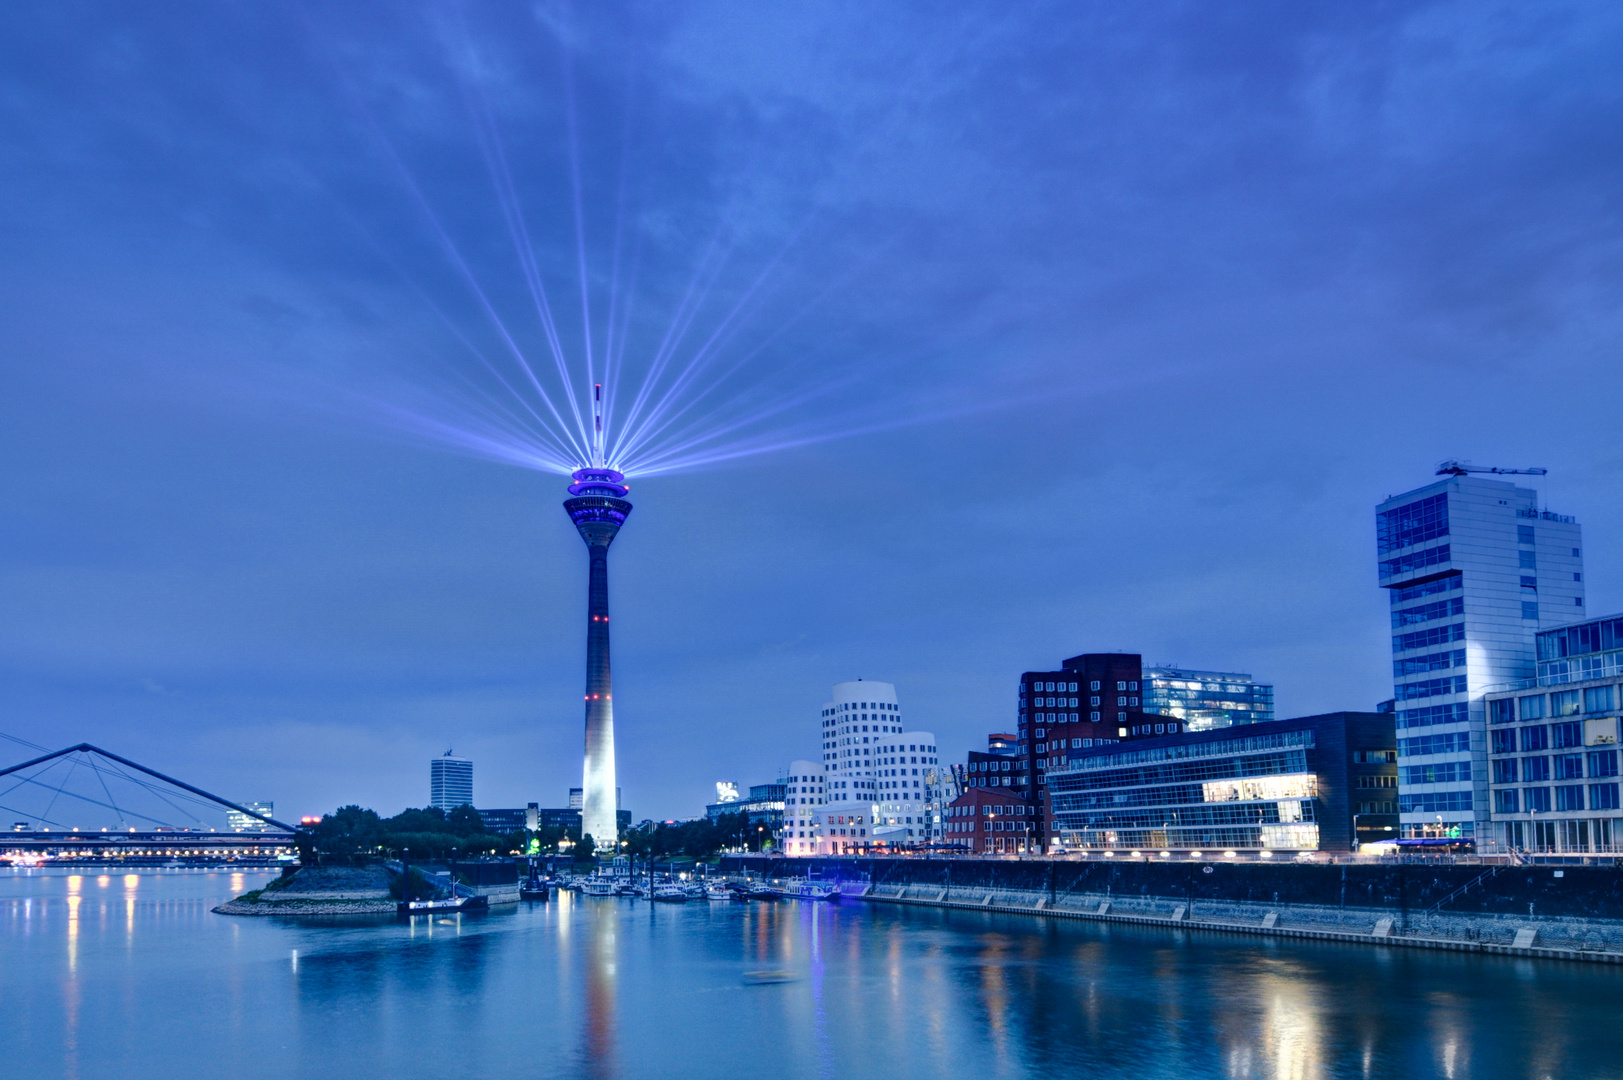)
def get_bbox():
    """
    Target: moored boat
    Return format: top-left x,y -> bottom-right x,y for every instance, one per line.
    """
398,894 -> 490,915
653,884 -> 689,903
783,881 -> 841,902
520,860 -> 550,901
